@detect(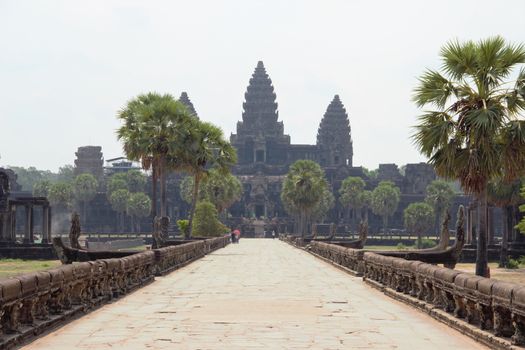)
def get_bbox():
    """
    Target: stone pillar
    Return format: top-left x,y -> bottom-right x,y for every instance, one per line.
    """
42,206 -> 49,244
47,206 -> 52,243
488,207 -> 495,245
30,206 -> 35,243
23,205 -> 32,244
10,205 -> 16,241
466,206 -> 473,244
